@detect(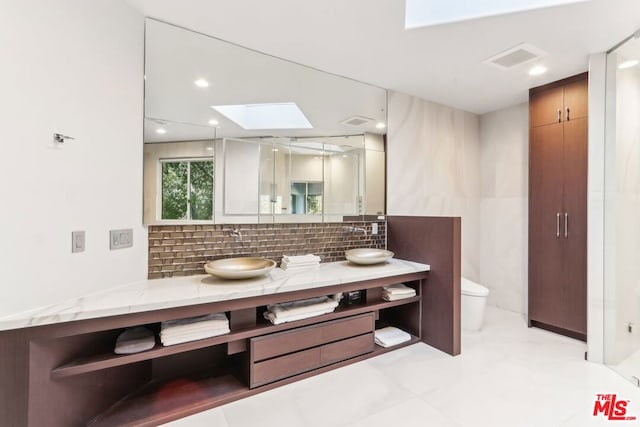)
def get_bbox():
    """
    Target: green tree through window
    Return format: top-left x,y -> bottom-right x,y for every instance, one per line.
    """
161,159 -> 213,220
